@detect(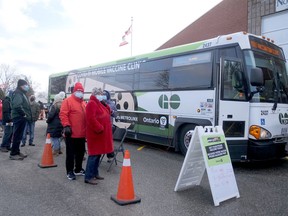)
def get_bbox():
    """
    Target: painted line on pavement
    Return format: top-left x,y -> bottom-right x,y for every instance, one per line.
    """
137,145 -> 146,151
